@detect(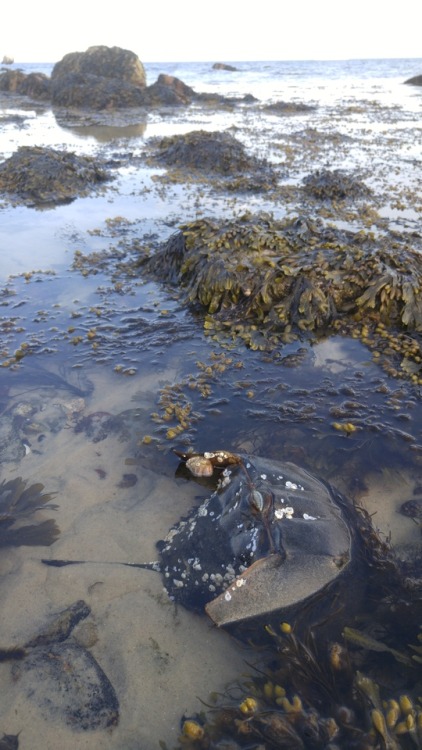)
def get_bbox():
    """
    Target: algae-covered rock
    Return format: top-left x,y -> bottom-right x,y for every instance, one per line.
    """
302,168 -> 371,200
139,213 -> 422,375
0,69 -> 50,99
0,146 -> 112,206
147,129 -> 266,175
